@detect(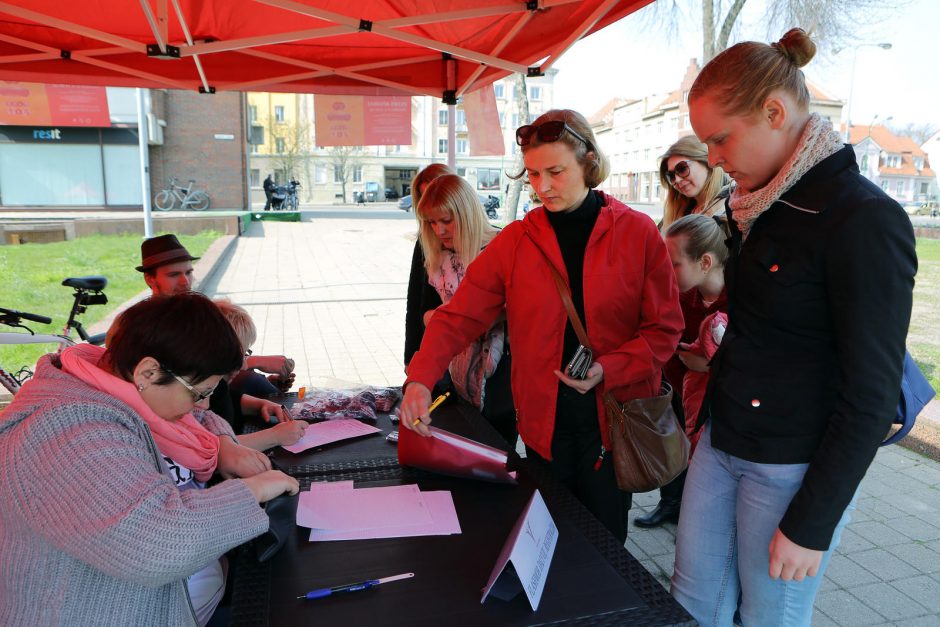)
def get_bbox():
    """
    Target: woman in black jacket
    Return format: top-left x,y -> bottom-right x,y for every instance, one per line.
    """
670,28 -> 917,626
